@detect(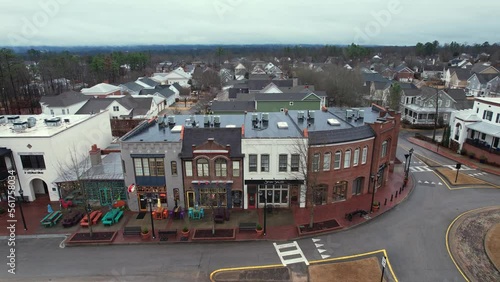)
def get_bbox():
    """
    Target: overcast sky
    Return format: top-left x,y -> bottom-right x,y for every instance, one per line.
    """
1,0 -> 499,46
